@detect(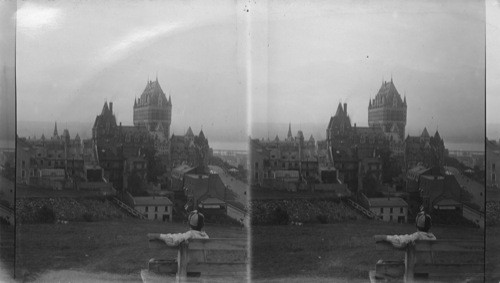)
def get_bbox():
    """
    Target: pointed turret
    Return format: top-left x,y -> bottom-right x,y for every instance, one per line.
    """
53,122 -> 59,137
186,126 -> 194,137
274,135 -> 280,142
434,130 -> 441,141
287,123 -> 293,140
199,129 -> 206,141
308,134 -> 315,144
101,101 -> 109,115
421,127 -> 430,138
335,102 -> 344,117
